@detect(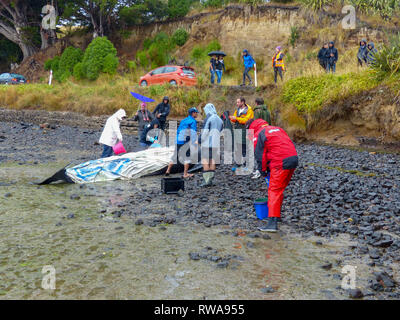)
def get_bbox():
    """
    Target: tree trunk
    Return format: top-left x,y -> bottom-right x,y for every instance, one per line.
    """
40,28 -> 56,50
19,41 -> 37,60
0,1 -> 38,60
0,22 -> 37,60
